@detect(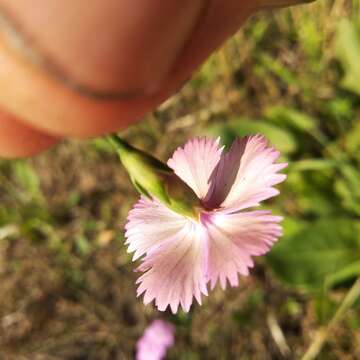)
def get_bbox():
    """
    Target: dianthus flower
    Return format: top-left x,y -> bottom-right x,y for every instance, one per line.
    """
125,135 -> 287,313
136,320 -> 175,360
